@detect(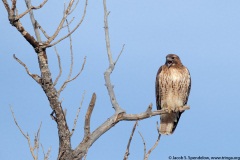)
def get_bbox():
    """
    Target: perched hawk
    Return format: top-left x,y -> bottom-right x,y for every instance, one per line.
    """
155,54 -> 191,135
